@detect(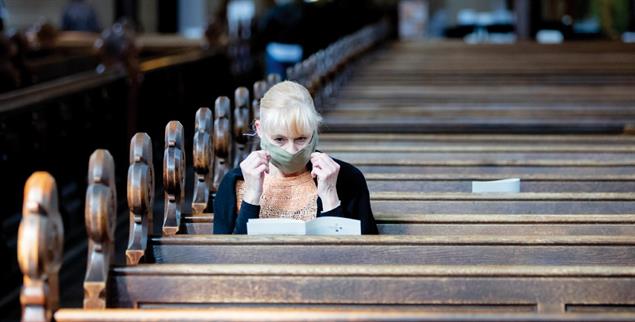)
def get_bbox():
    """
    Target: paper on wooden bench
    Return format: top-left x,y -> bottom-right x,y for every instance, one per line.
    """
472,178 -> 520,193
247,217 -> 361,235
